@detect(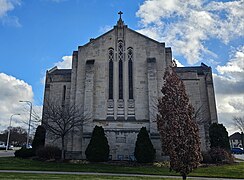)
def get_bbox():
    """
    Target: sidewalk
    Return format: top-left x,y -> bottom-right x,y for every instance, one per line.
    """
0,170 -> 243,180
0,150 -> 15,157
